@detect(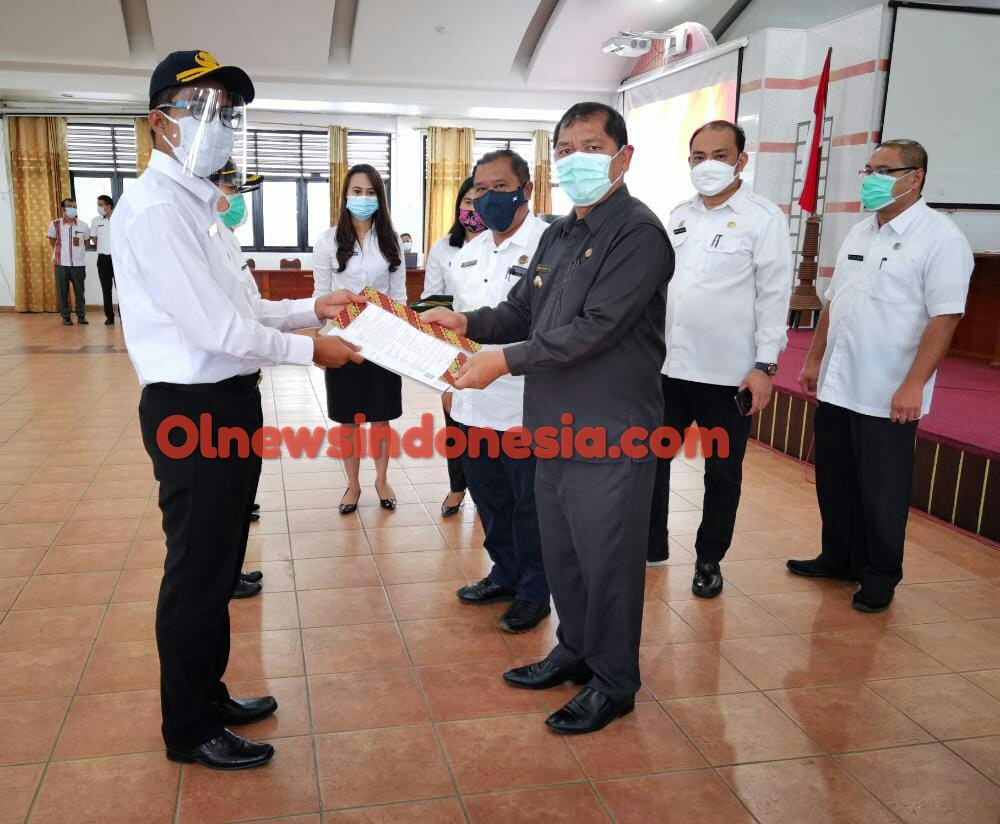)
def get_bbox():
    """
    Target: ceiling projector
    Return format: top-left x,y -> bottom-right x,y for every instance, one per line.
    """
602,34 -> 653,58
